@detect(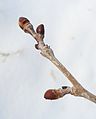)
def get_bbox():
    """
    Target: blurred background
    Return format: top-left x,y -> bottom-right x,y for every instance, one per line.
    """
0,0 -> 96,119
